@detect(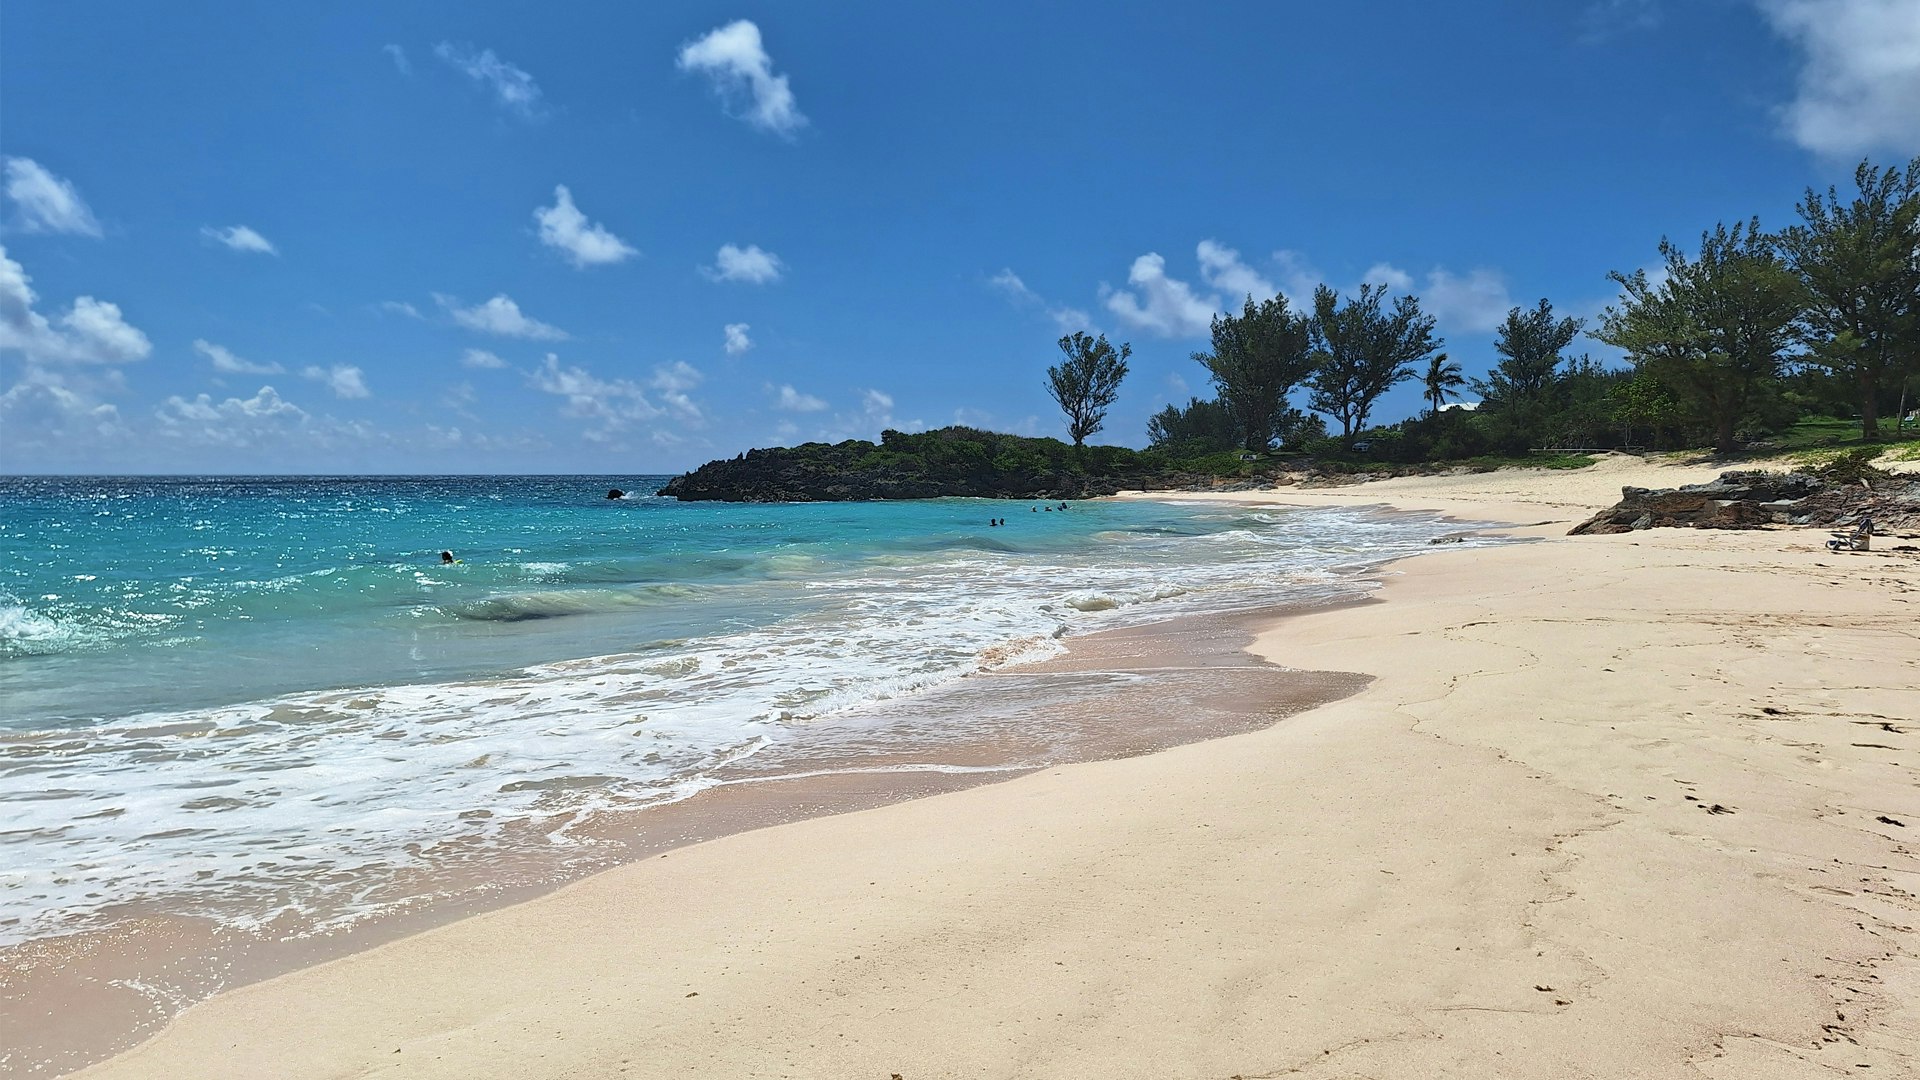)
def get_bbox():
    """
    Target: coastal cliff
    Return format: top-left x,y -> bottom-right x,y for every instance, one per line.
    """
658,426 -> 1202,502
